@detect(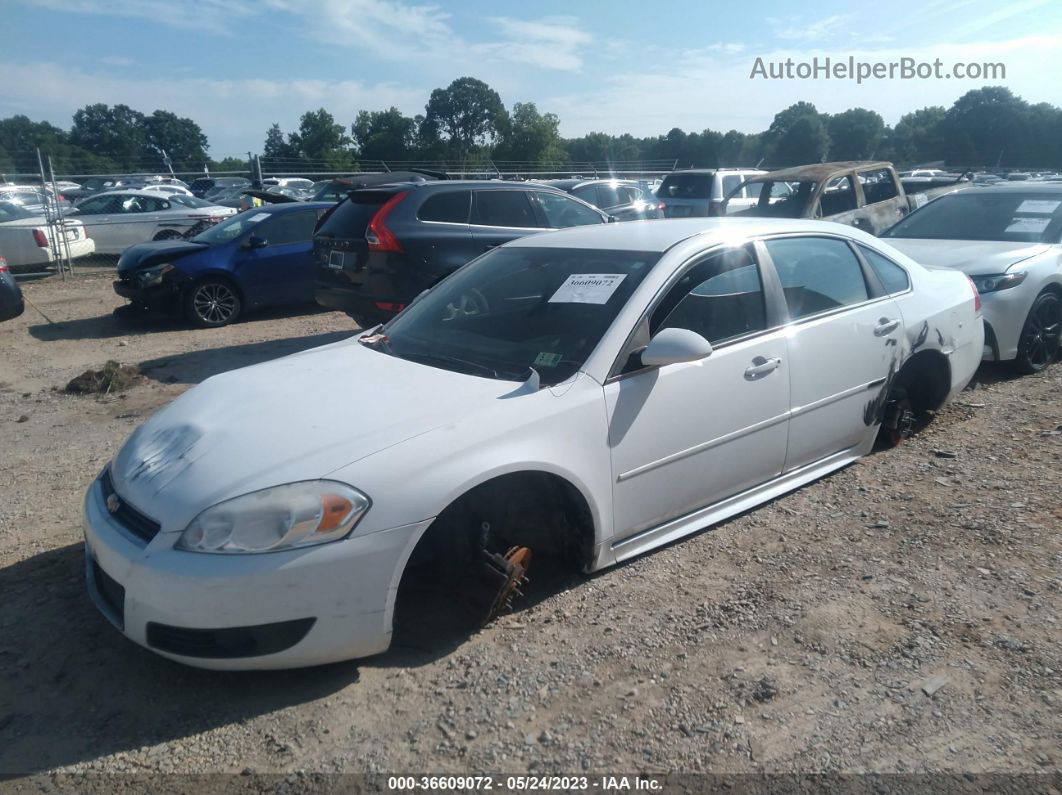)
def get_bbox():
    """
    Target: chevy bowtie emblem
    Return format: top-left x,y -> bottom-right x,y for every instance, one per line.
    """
106,494 -> 120,514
